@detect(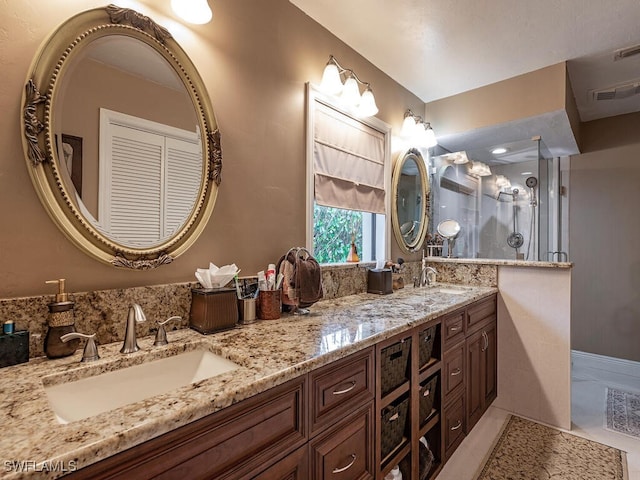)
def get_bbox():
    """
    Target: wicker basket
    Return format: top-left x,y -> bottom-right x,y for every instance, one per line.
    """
418,325 -> 437,367
380,338 -> 412,396
381,396 -> 410,459
419,375 -> 439,423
